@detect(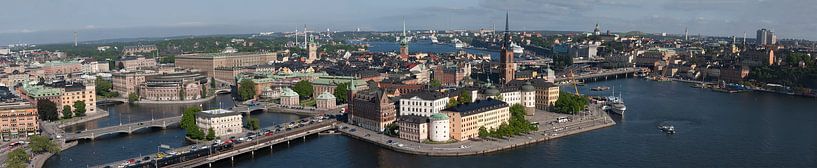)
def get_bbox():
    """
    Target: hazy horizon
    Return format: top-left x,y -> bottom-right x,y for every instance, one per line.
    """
3,0 -> 817,45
